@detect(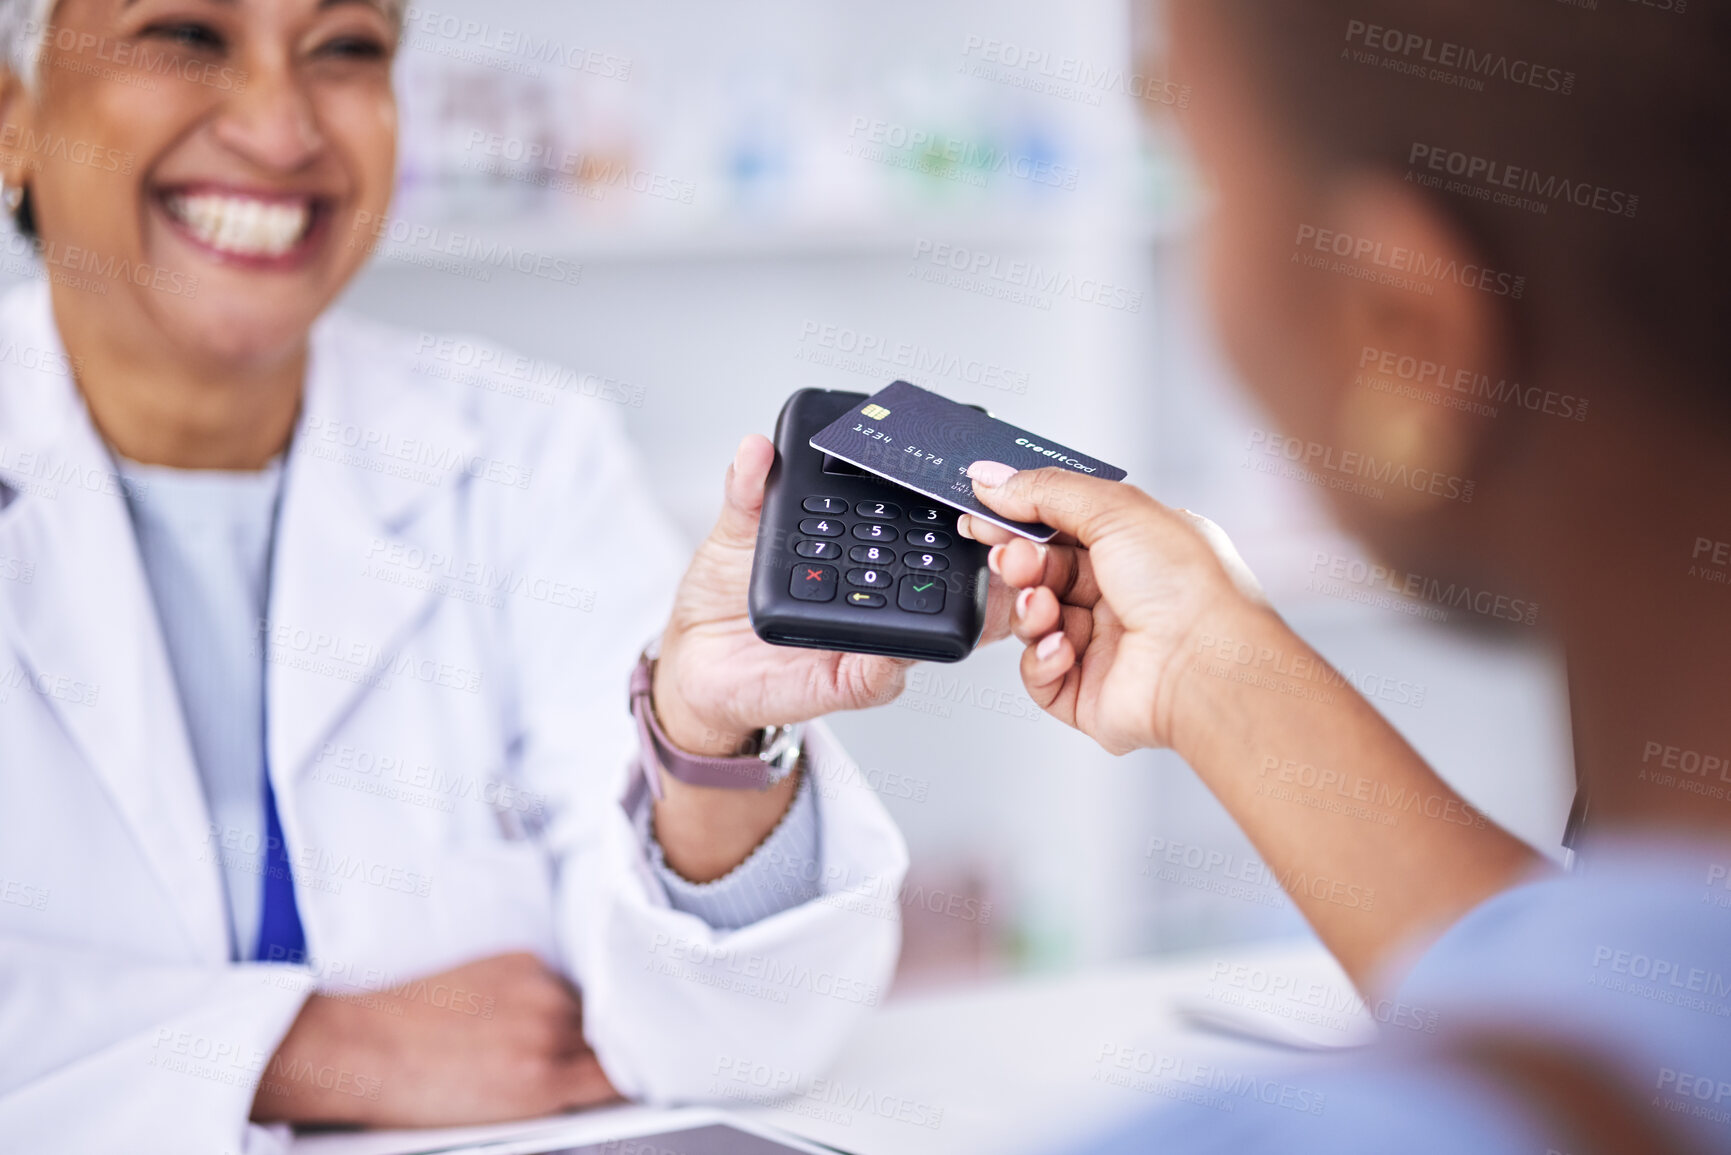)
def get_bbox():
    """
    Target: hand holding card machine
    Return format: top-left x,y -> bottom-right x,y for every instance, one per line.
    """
749,389 -> 990,662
